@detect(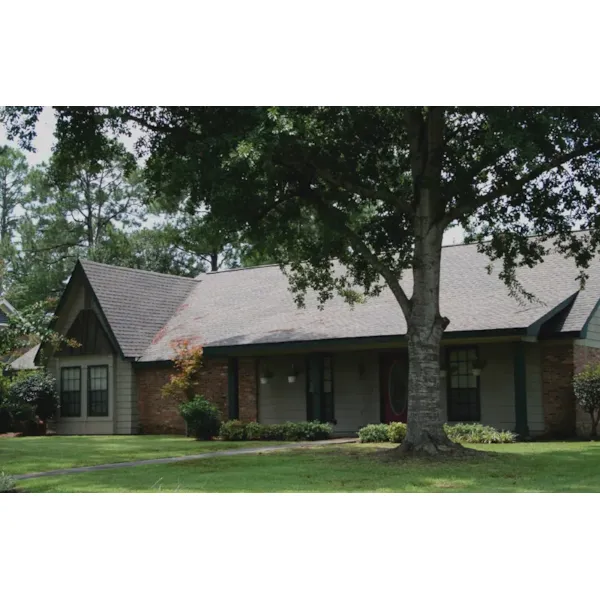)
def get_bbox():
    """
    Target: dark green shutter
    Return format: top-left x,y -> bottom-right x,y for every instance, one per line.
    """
228,357 -> 239,420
